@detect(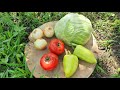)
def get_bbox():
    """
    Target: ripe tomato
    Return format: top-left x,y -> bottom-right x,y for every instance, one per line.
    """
49,39 -> 65,55
40,52 -> 59,71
